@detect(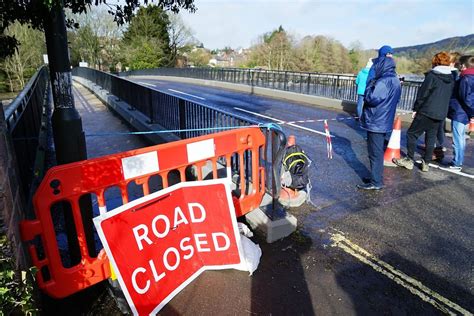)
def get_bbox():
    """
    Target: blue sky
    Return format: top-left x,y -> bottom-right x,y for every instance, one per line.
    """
179,0 -> 474,50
